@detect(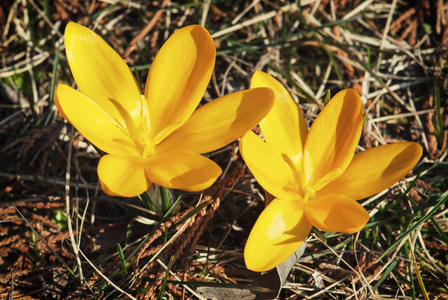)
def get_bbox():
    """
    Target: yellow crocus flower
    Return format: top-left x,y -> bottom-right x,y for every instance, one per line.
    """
55,23 -> 274,197
240,70 -> 422,272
